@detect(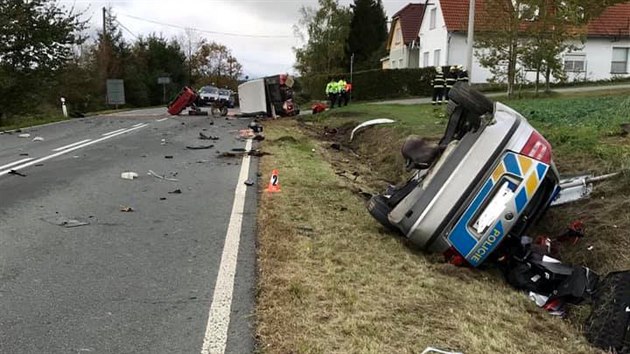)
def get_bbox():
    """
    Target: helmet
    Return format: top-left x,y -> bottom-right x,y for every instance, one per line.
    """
450,66 -> 457,71
436,66 -> 442,73
457,65 -> 464,70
